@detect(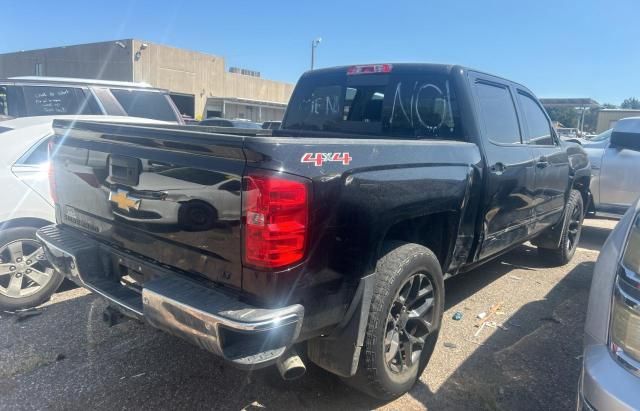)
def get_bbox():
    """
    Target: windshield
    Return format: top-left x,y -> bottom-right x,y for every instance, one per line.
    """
110,89 -> 178,122
283,71 -> 462,139
590,128 -> 612,142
